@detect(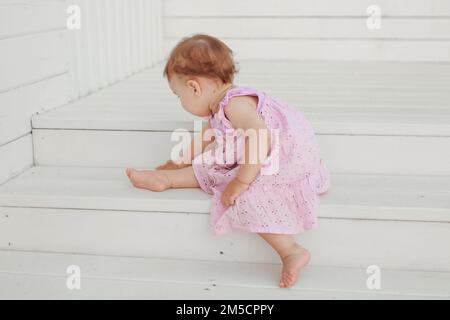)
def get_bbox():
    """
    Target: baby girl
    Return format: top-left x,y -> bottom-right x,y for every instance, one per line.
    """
126,34 -> 331,289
